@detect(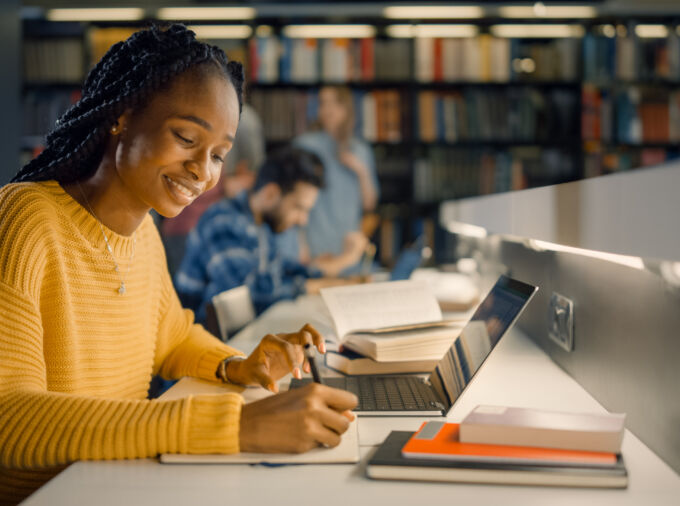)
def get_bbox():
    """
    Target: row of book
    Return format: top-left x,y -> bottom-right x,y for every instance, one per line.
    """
248,36 -> 587,84
24,30 -> 680,85
415,36 -> 579,83
249,88 -> 412,143
583,148 -> 679,178
583,32 -> 680,83
416,88 -> 579,143
23,38 -> 85,83
249,87 -> 581,145
249,36 -> 410,83
582,85 -> 680,143
412,146 -> 576,203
